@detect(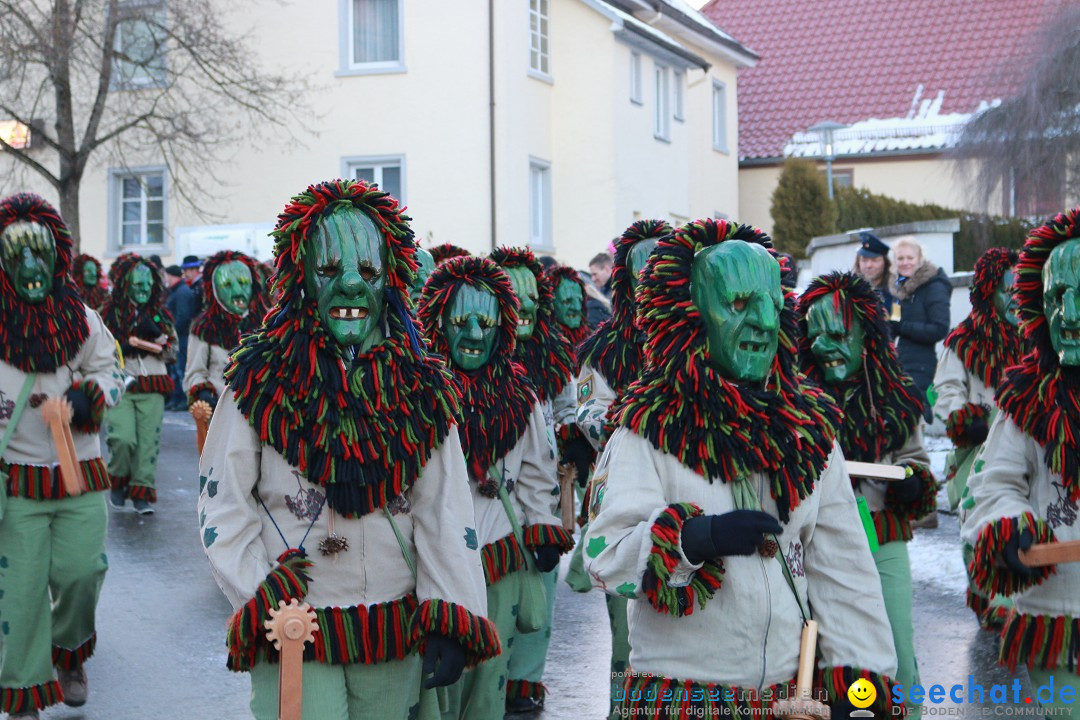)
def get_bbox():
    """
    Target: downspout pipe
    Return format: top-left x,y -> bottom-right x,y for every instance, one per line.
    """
488,0 -> 497,250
